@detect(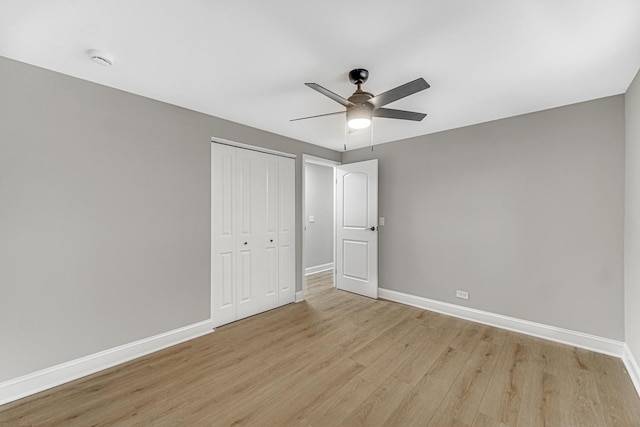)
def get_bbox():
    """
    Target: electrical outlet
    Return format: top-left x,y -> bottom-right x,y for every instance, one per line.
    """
456,290 -> 469,300
379,217 -> 385,226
